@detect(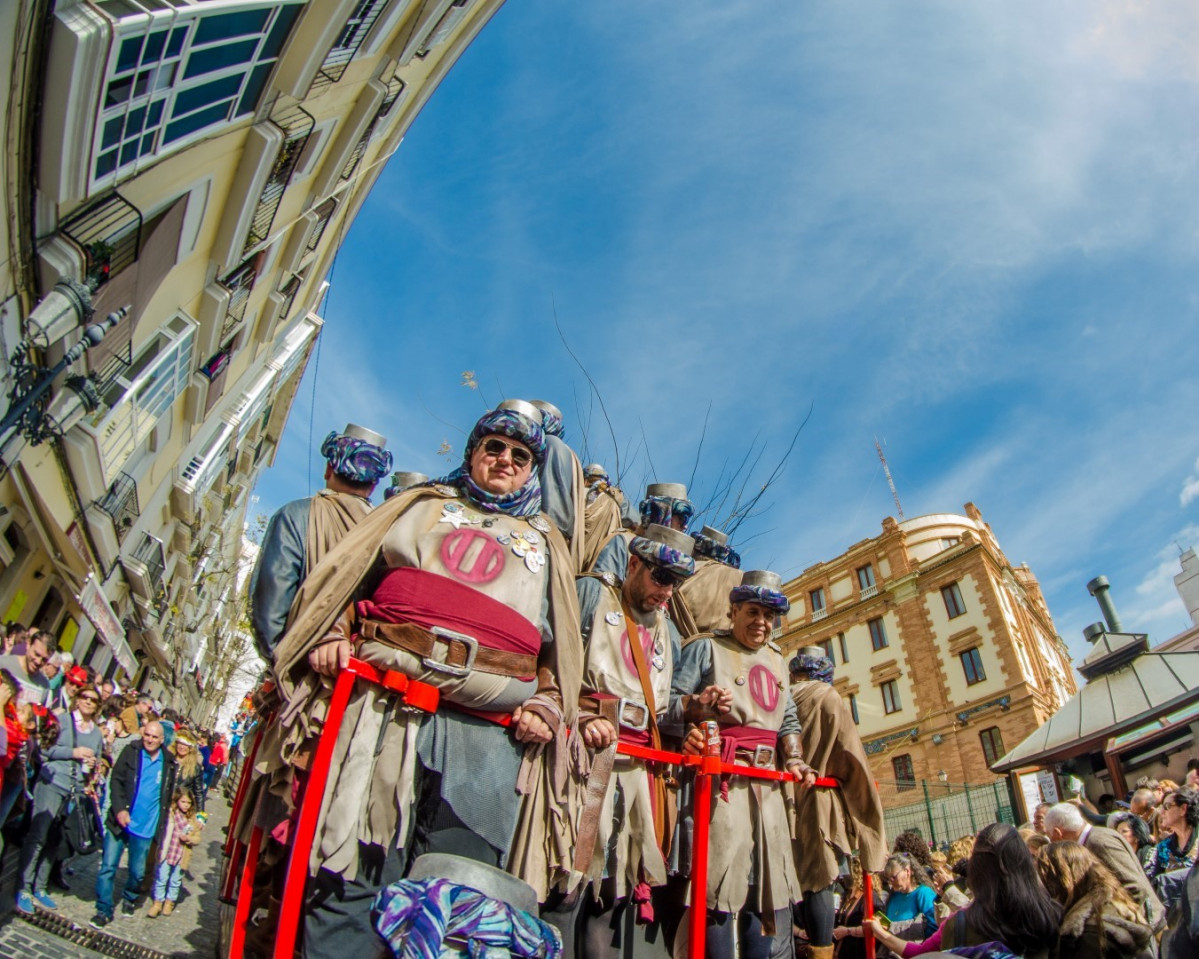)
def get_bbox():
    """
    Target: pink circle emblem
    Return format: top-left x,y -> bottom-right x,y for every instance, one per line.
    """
620,624 -> 656,675
748,664 -> 780,712
440,529 -> 505,584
